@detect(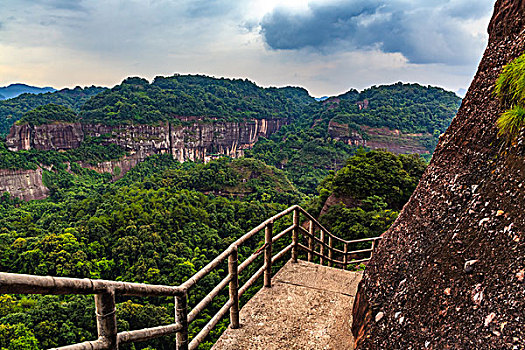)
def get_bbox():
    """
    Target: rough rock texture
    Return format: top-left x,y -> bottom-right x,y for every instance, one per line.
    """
6,124 -> 32,151
79,154 -> 145,181
84,123 -> 171,157
328,122 -> 431,154
213,260 -> 361,350
6,123 -> 84,151
171,118 -> 283,162
352,1 -> 525,349
320,193 -> 359,216
0,168 -> 49,201
361,126 -> 431,155
6,118 -> 284,162
328,120 -> 365,147
3,118 -> 284,200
